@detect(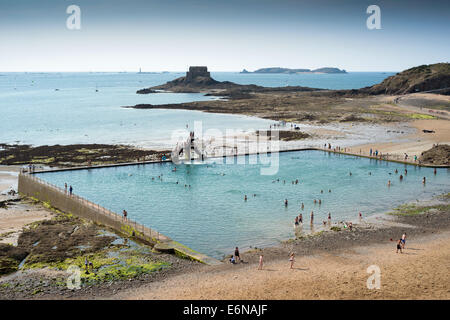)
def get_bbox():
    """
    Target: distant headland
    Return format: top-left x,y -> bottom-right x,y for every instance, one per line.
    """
240,67 -> 347,74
